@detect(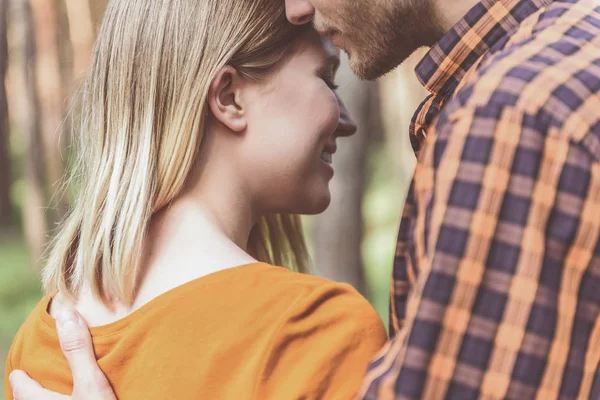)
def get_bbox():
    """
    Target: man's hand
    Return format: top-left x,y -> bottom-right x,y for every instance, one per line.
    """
9,309 -> 117,400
